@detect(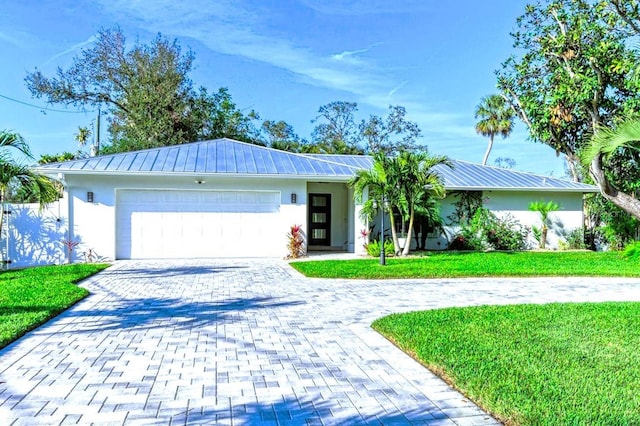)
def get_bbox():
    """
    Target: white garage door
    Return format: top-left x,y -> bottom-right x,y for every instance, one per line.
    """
116,190 -> 281,259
